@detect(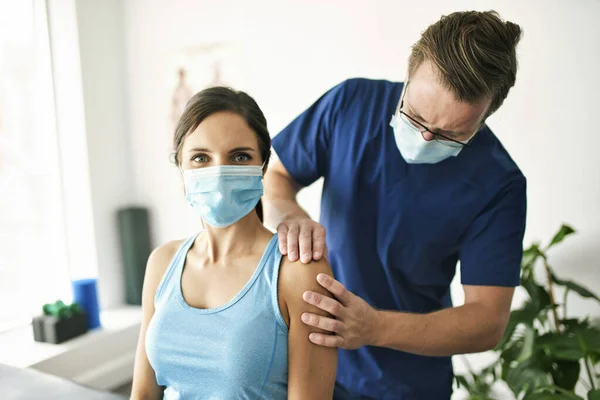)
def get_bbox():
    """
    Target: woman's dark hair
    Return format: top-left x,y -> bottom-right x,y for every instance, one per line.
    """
173,86 -> 271,222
